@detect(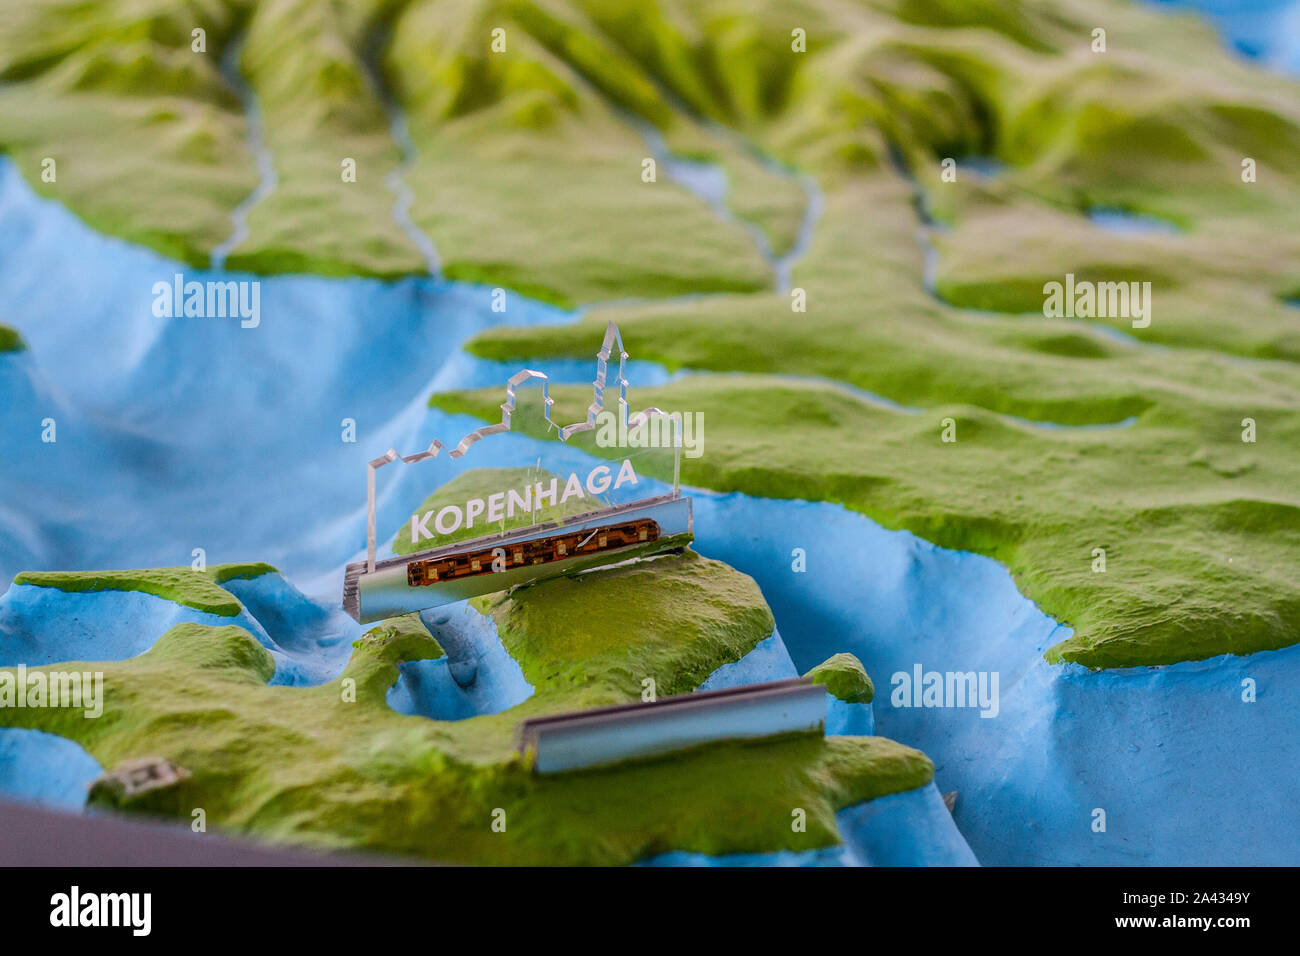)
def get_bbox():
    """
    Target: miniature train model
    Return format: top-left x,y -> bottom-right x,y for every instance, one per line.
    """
406,518 -> 661,587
